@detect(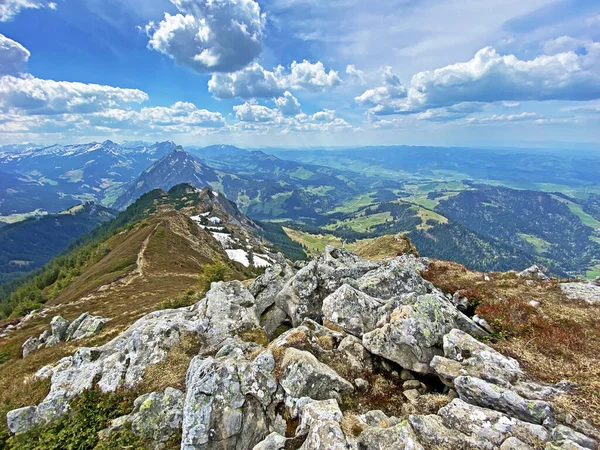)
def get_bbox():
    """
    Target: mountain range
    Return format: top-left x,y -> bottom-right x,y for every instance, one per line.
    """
1,142 -> 600,281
